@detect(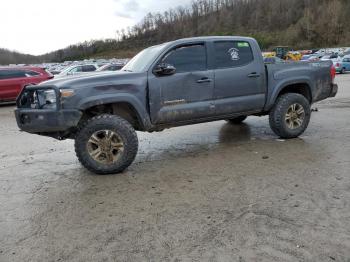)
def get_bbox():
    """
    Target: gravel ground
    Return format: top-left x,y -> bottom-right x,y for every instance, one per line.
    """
0,74 -> 350,262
